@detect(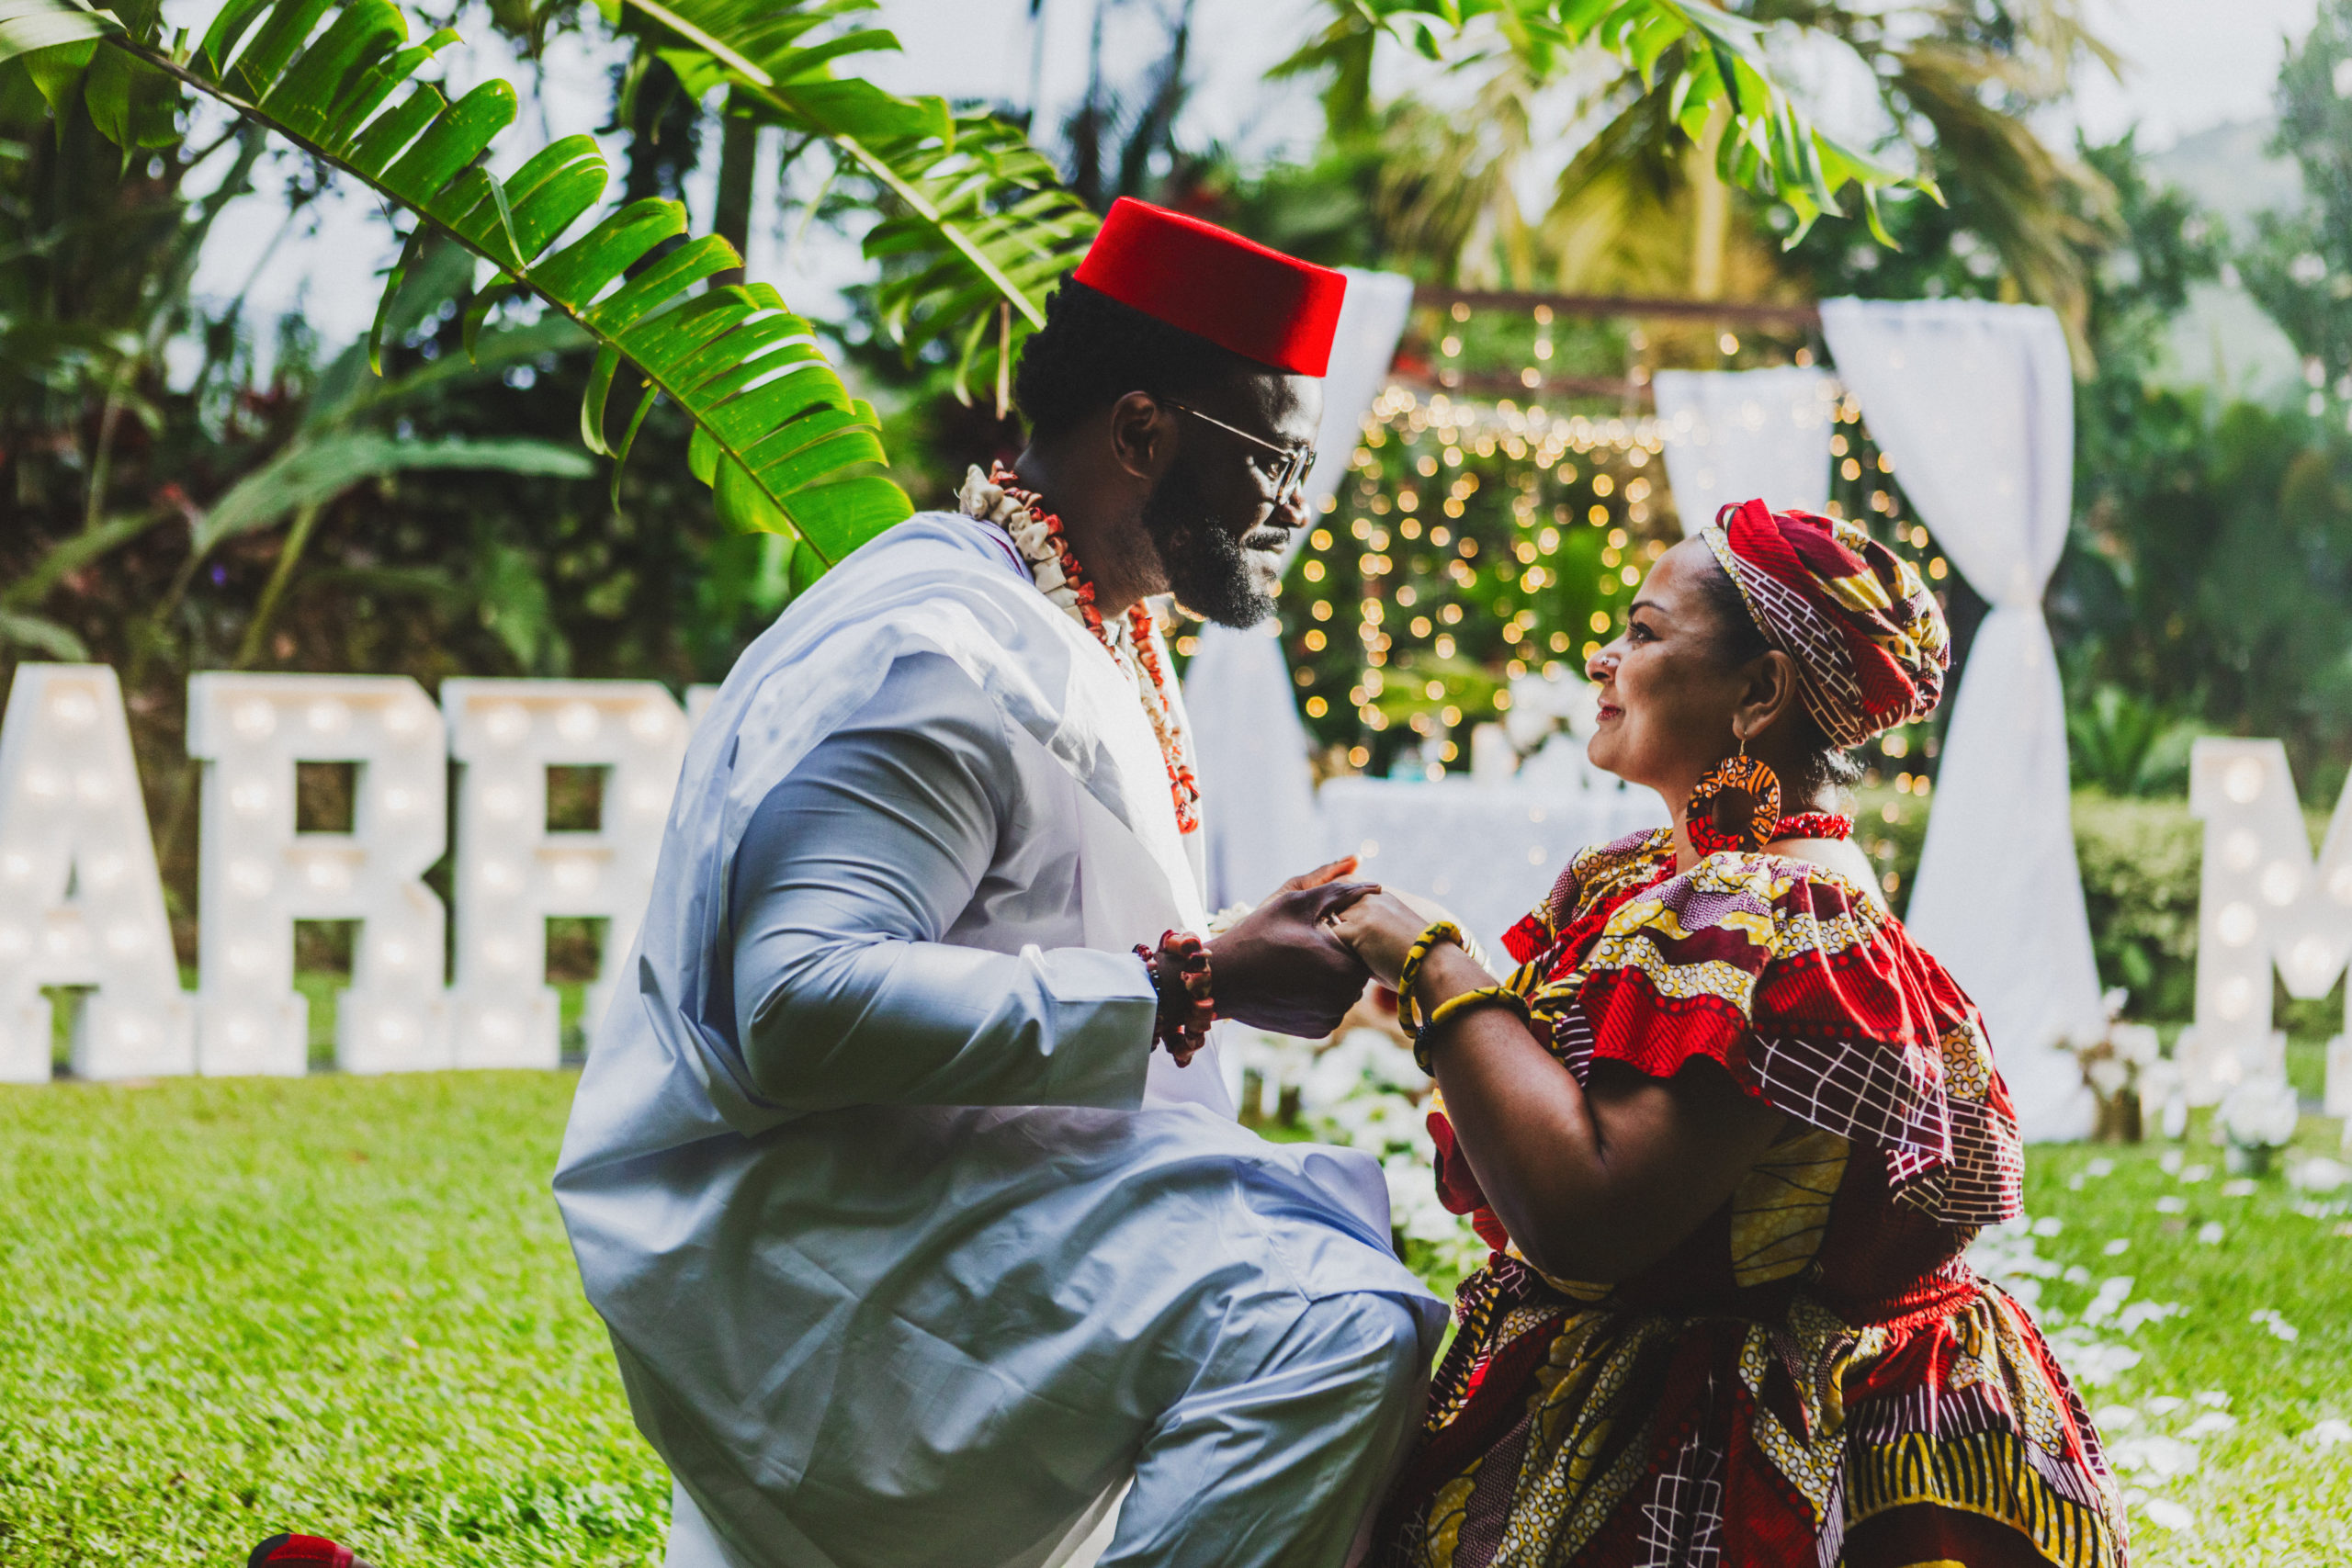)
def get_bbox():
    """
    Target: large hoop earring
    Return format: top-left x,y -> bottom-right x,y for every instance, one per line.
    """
1686,740 -> 1781,857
